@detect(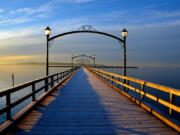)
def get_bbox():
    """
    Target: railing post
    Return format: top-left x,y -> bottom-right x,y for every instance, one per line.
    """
169,91 -> 174,116
123,79 -> 126,91
117,77 -> 120,87
6,93 -> 11,120
32,83 -> 35,101
64,72 -> 66,77
60,73 -> 62,80
141,82 -> 145,100
62,72 -> 64,78
112,75 -> 114,84
51,76 -> 54,88
57,74 -> 58,83
45,78 -> 48,91
105,73 -> 107,81
126,80 -> 129,92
